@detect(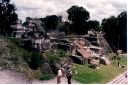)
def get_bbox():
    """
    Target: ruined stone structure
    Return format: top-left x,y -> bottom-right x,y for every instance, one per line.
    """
23,18 -> 47,52
68,34 -> 111,66
11,19 -> 26,38
25,18 -> 45,32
